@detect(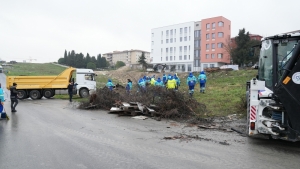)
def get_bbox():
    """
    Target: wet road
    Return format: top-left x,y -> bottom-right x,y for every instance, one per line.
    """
1,73 -> 300,169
